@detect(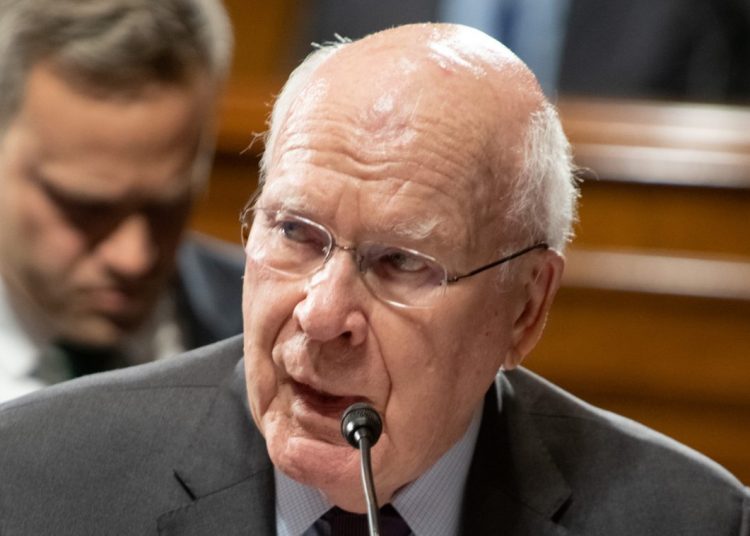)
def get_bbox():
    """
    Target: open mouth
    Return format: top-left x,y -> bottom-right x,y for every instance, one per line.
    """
291,381 -> 366,419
